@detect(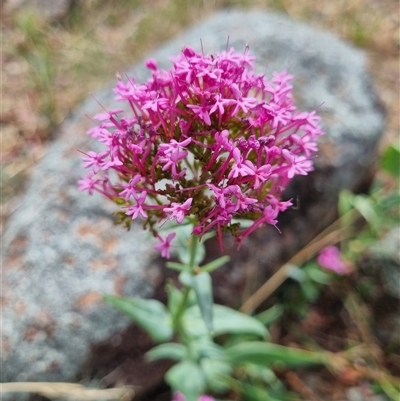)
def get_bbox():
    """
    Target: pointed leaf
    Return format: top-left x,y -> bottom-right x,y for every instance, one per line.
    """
179,271 -> 194,287
104,295 -> 173,342
255,304 -> 284,326
183,304 -> 268,339
352,195 -> 379,230
166,360 -> 206,401
338,189 -> 355,218
226,342 -> 328,367
146,343 -> 187,362
192,271 -> 214,332
201,255 -> 230,273
191,338 -> 225,359
305,264 -> 332,285
212,305 -> 268,338
201,358 -> 232,393
240,382 -> 281,401
166,262 -> 187,272
381,144 -> 400,178
166,282 -> 184,317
